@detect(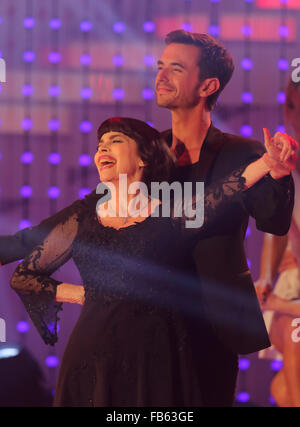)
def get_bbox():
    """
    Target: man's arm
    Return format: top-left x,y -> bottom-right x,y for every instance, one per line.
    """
223,129 -> 295,236
240,132 -> 295,236
0,190 -> 97,266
